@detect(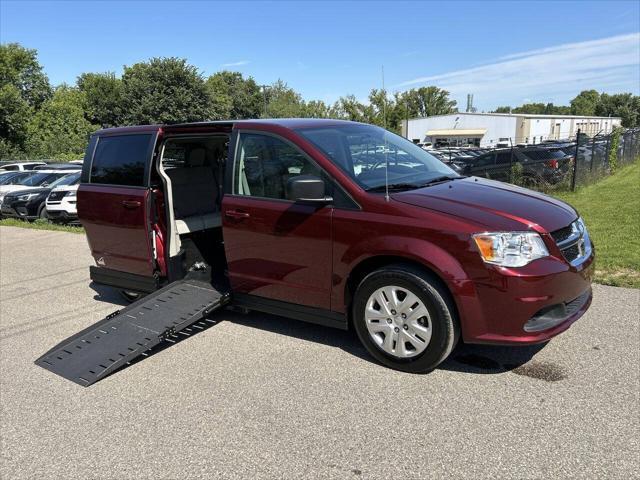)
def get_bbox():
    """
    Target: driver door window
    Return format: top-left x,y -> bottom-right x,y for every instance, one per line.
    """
234,133 -> 321,200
